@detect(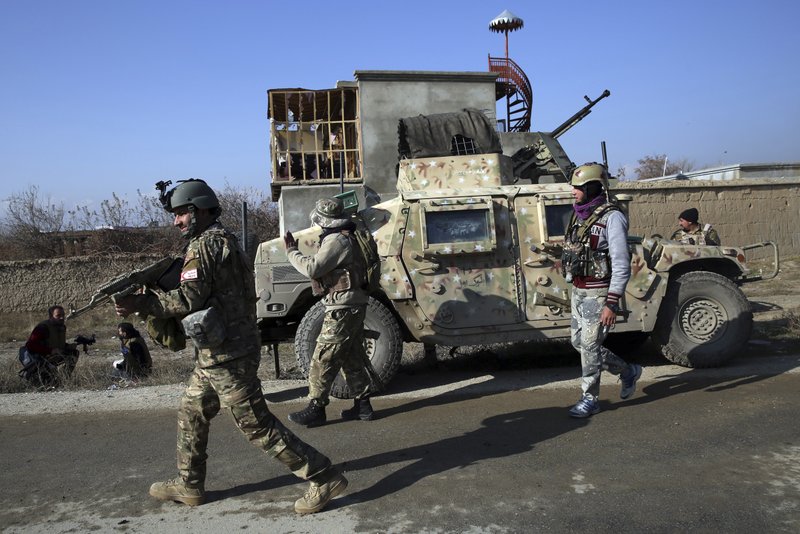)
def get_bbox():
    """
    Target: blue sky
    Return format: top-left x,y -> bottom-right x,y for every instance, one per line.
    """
1,0 -> 798,216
